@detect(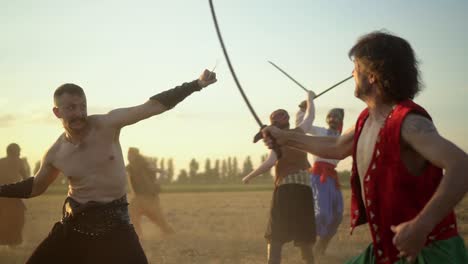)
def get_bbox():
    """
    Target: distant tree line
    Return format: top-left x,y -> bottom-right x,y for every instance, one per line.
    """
146,155 -> 351,185
32,155 -> 352,186
145,155 -> 273,184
